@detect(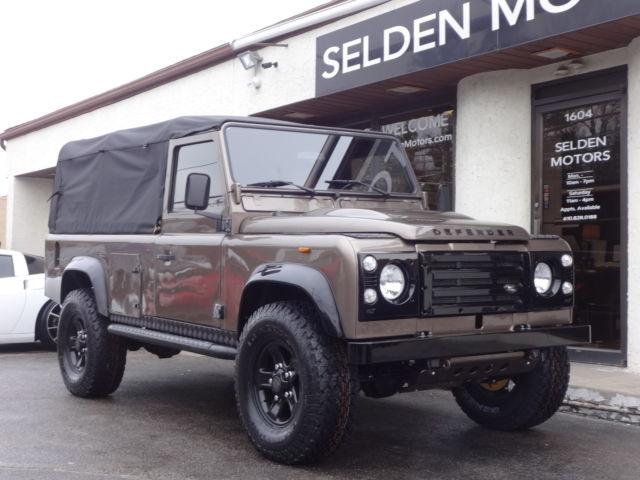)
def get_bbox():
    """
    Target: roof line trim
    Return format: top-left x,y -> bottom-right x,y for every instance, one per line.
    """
0,0 -> 386,143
